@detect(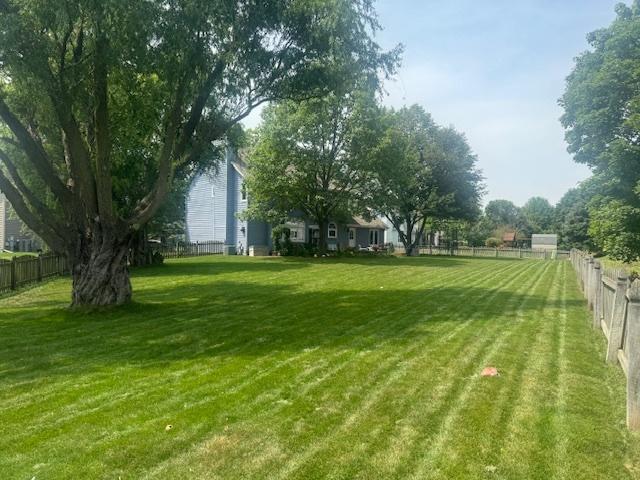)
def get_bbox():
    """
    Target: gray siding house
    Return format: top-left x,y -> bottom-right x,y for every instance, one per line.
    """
186,150 -> 269,254
185,150 -> 387,254
0,193 -> 42,252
